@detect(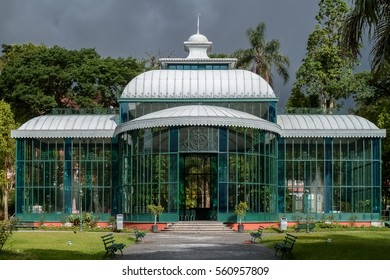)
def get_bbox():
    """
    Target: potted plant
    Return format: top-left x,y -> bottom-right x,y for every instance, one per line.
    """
235,201 -> 248,233
147,204 -> 164,232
